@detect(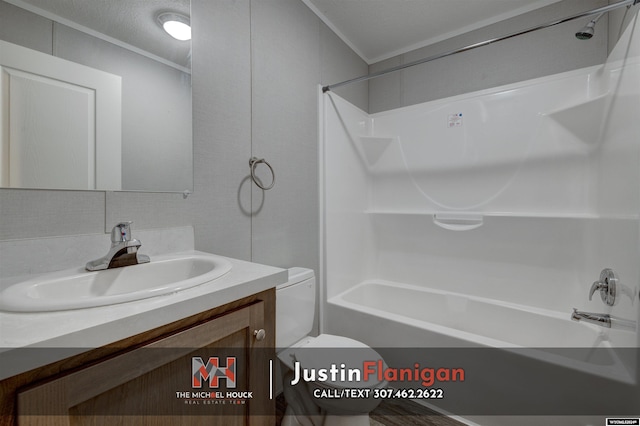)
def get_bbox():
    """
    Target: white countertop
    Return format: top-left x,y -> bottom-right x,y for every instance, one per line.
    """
0,250 -> 287,380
